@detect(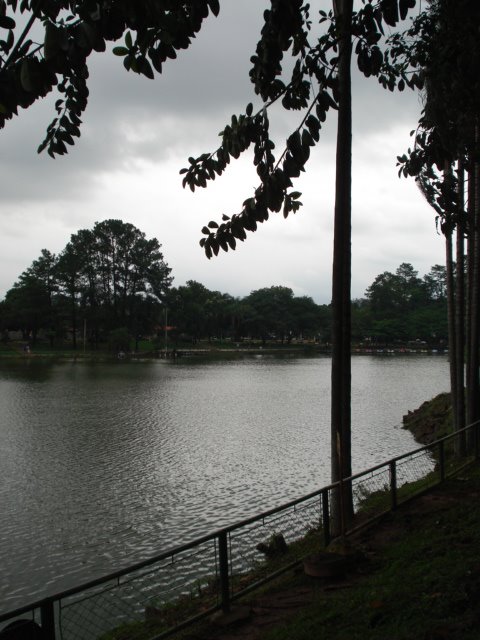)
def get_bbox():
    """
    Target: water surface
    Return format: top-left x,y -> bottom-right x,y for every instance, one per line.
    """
0,354 -> 449,609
